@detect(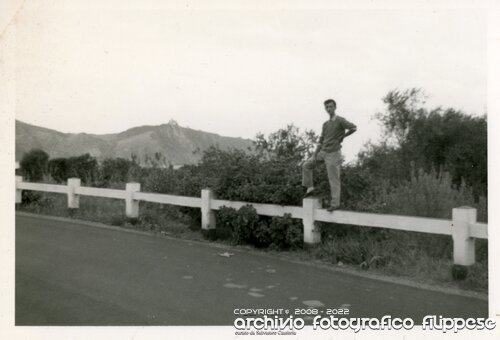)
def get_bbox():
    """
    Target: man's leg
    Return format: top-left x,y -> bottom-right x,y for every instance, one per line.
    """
324,151 -> 342,209
302,153 -> 324,194
302,156 -> 316,191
